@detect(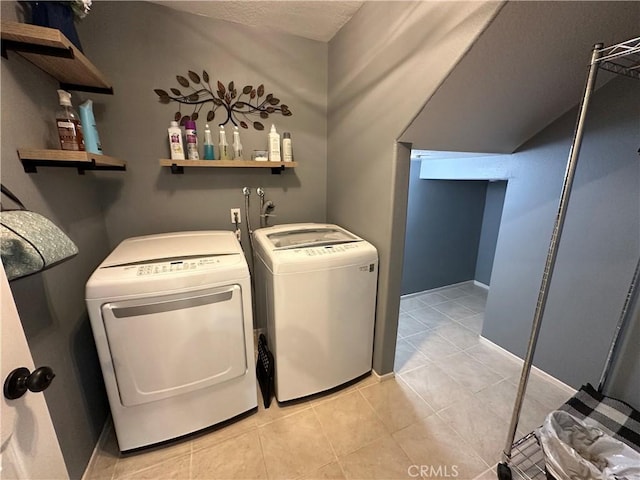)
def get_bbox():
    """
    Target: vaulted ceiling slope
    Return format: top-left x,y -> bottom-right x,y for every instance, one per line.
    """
400,1 -> 640,154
